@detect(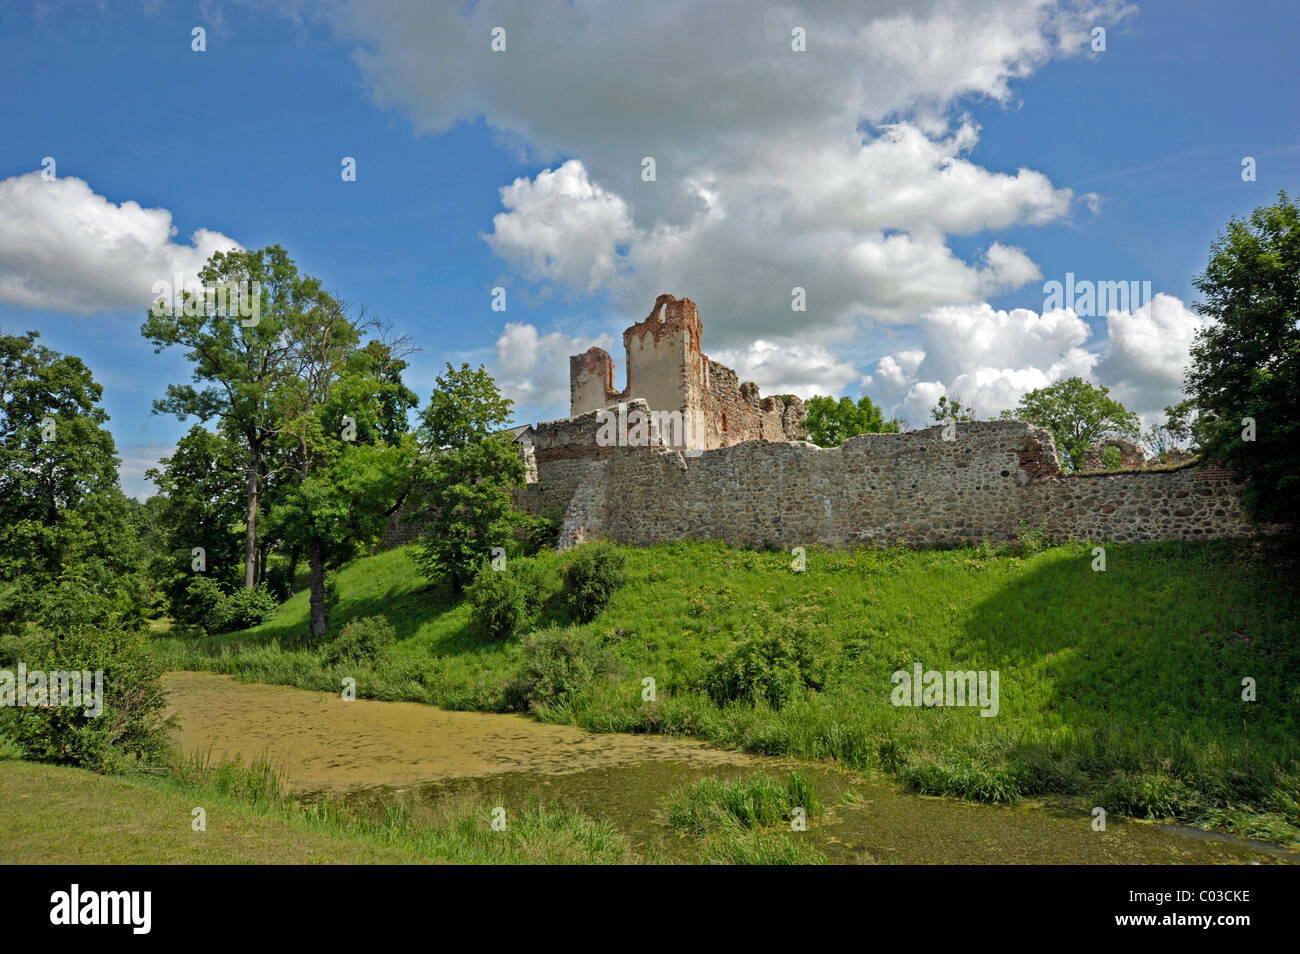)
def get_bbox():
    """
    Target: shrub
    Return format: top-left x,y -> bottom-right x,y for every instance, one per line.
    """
322,616 -> 396,666
466,562 -> 547,641
220,584 -> 278,631
0,626 -> 172,771
521,507 -> 564,555
1011,519 -> 1051,556
506,625 -> 612,711
181,575 -> 227,631
701,628 -> 830,710
181,578 -> 276,633
561,542 -> 626,622
263,560 -> 296,602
